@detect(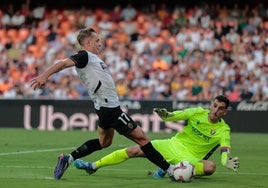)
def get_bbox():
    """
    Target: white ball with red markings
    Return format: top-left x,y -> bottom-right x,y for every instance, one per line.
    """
173,161 -> 195,182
